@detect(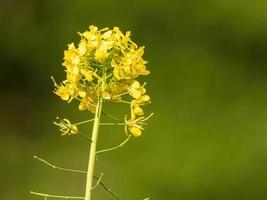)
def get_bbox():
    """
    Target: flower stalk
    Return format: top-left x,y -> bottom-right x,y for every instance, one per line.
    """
85,98 -> 103,200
